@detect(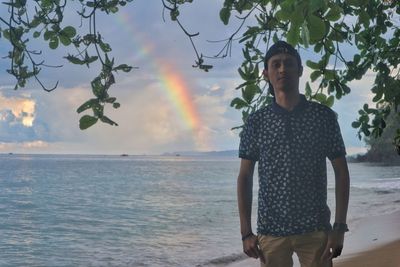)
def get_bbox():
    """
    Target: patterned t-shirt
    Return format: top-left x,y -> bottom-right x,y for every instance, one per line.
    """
239,95 -> 346,236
